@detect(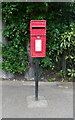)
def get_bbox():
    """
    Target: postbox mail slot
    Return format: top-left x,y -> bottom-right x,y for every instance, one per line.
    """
32,27 -> 45,29
31,27 -> 46,35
